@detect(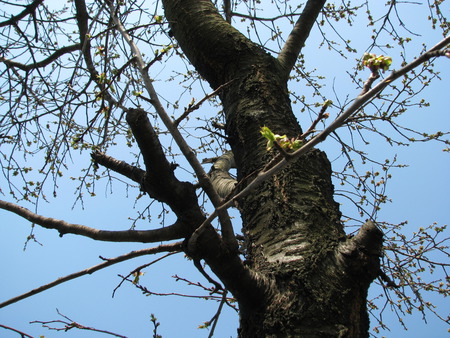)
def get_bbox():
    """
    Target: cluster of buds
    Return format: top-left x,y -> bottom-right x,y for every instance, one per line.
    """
362,53 -> 392,73
260,126 -> 303,151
